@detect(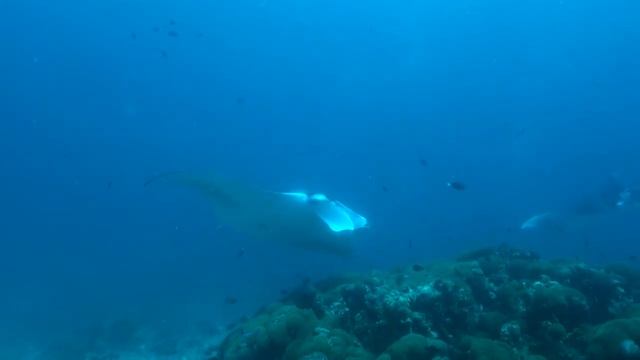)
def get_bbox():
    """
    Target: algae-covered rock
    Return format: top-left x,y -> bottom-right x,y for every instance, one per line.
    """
300,352 -> 329,360
218,304 -> 318,360
410,278 -> 478,339
499,321 -> 523,346
524,355 -> 547,360
461,336 -> 518,360
284,327 -> 373,360
379,334 -> 448,360
567,265 -> 630,321
621,303 -> 640,318
526,282 -> 589,331
496,280 -> 527,315
506,259 -> 547,280
587,317 -> 640,359
477,311 -> 509,339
